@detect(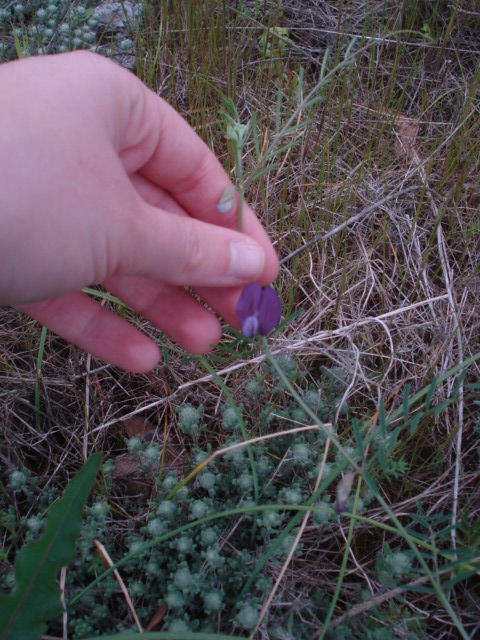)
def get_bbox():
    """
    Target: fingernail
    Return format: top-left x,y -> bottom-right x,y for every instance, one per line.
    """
230,240 -> 265,281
